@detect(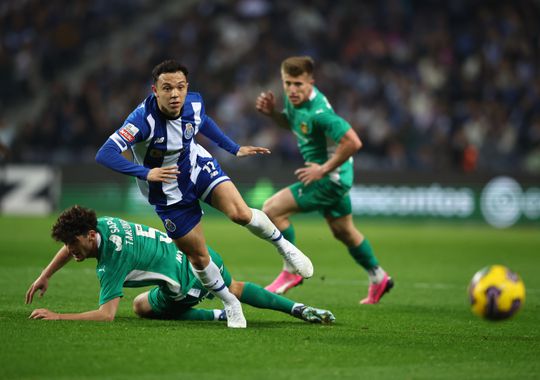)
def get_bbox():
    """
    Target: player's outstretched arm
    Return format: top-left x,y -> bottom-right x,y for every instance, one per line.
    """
29,297 -> 121,321
236,146 -> 271,157
25,246 -> 72,304
95,139 -> 150,180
